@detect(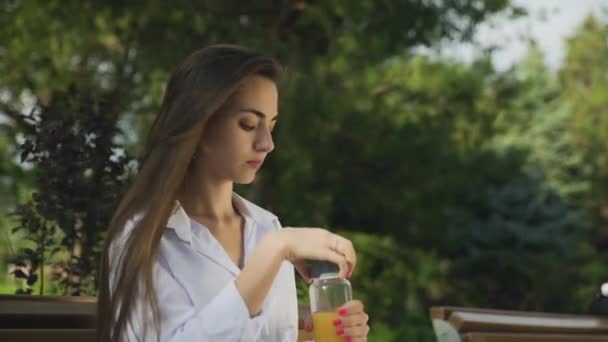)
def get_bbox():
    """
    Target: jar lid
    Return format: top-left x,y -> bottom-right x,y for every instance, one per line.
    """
308,260 -> 339,278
